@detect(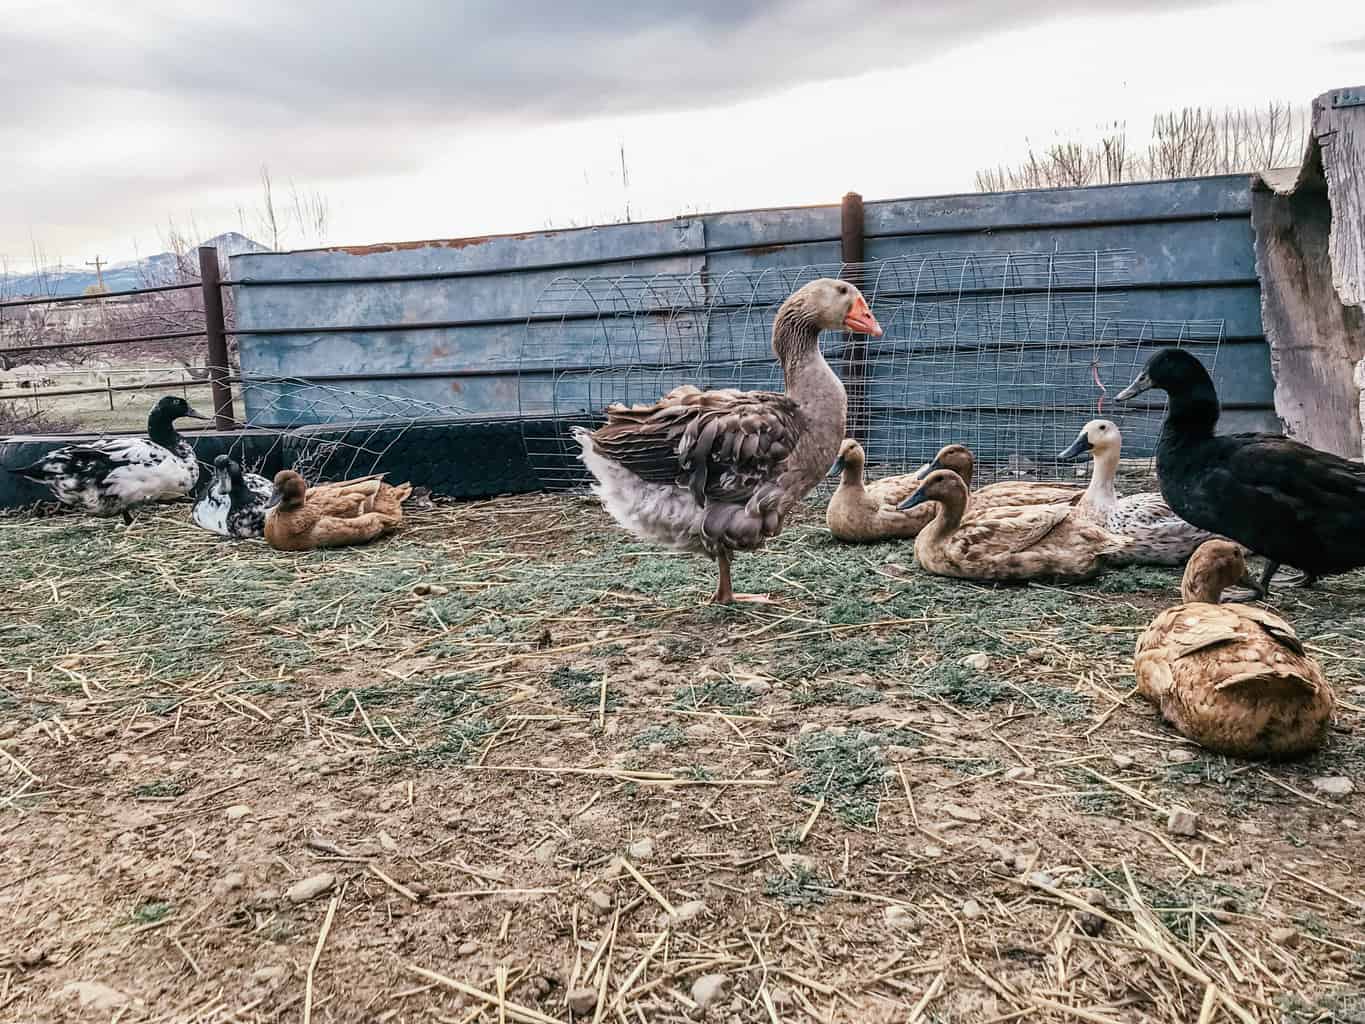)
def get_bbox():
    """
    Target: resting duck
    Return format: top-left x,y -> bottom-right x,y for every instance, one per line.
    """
9,395 -> 207,523
574,278 -> 882,604
899,469 -> 1132,582
826,439 -> 933,542
190,454 -> 272,539
263,470 -> 411,552
1133,539 -> 1334,758
1058,419 -> 1215,565
1117,348 -> 1365,598
914,443 -> 1084,513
